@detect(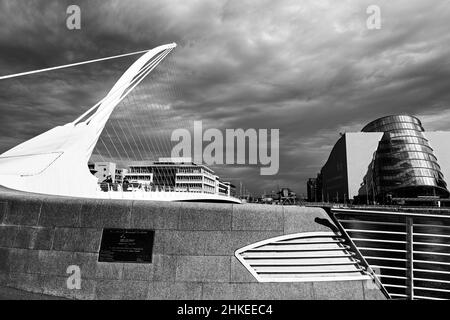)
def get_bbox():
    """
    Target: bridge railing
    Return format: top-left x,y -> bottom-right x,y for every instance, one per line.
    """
330,208 -> 450,300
